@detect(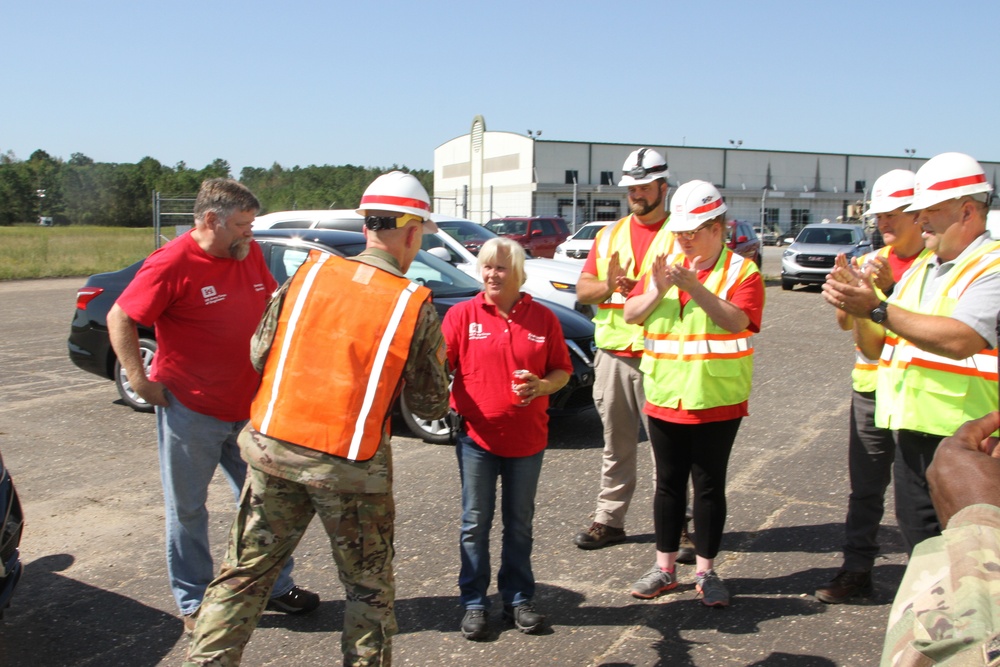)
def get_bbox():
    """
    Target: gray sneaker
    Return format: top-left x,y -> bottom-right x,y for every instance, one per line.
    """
630,566 -> 677,599
696,570 -> 730,607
